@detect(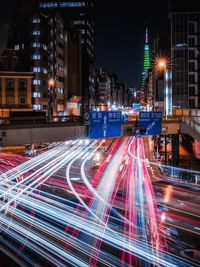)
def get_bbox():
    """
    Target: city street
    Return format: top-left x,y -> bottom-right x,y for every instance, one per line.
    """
0,137 -> 199,266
